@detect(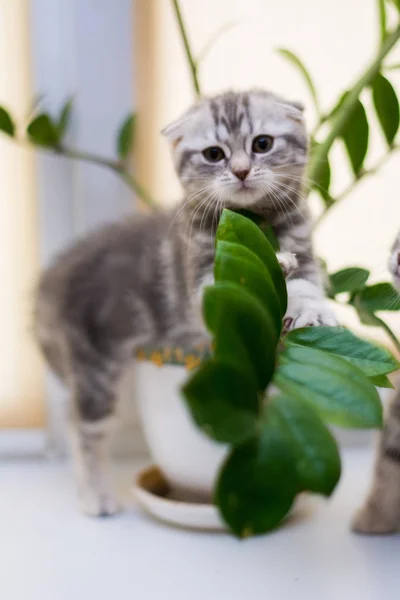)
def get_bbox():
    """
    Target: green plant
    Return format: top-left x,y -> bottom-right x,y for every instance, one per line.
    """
183,210 -> 398,537
171,0 -> 400,352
